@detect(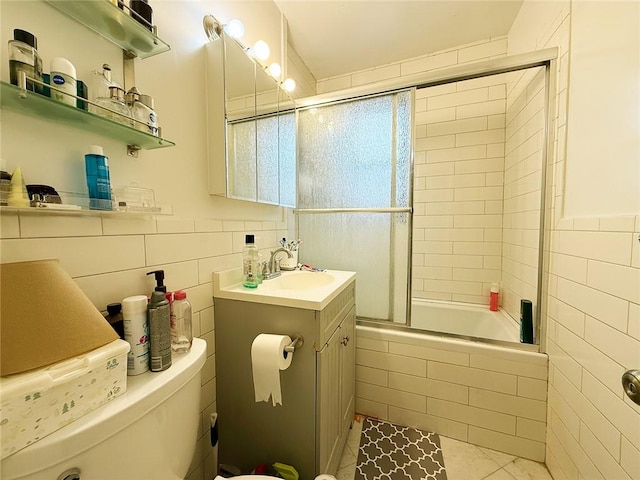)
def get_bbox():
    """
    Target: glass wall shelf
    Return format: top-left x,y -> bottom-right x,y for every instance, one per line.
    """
1,82 -> 175,151
45,0 -> 171,59
0,205 -> 171,217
